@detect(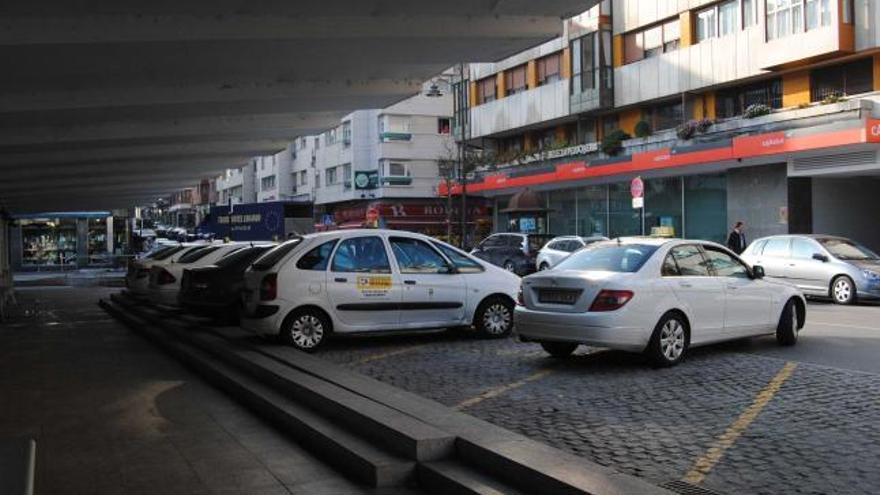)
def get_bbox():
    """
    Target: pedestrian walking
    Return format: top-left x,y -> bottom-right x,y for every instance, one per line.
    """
727,221 -> 747,255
